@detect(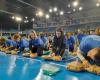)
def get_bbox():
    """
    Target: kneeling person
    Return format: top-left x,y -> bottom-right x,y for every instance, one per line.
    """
23,30 -> 44,58
13,33 -> 29,53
